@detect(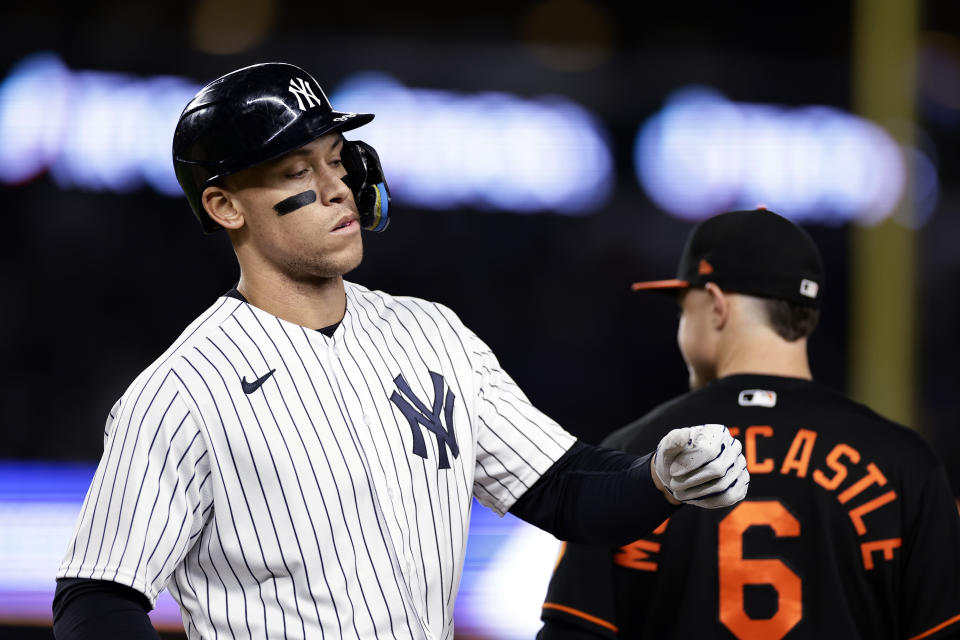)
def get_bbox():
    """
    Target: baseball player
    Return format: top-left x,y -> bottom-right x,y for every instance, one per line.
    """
538,209 -> 960,639
50,63 -> 749,640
